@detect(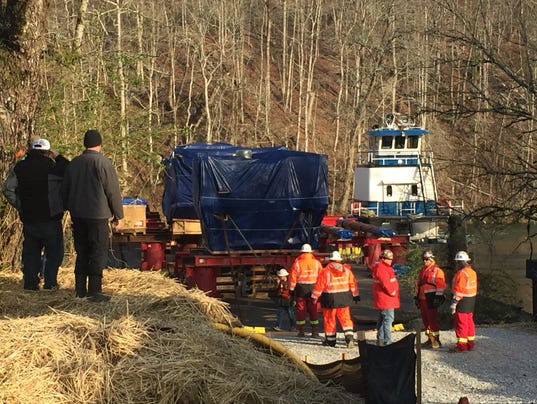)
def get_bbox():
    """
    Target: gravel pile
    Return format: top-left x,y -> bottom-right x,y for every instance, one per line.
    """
270,325 -> 537,404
